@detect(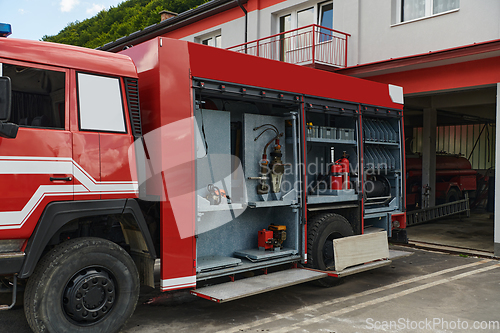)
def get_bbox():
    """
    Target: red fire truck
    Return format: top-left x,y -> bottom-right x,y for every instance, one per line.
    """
0,25 -> 408,333
406,154 -> 477,208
